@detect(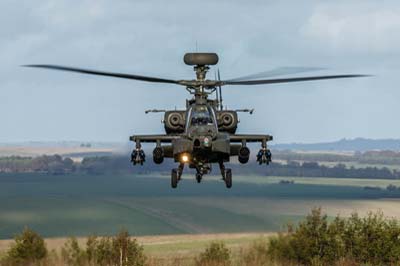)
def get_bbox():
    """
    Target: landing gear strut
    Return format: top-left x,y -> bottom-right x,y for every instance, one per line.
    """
194,163 -> 211,184
171,163 -> 184,189
219,161 -> 232,189
171,169 -> 178,188
195,166 -> 203,183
